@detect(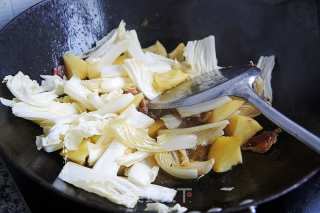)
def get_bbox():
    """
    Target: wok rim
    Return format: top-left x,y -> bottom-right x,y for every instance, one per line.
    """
0,0 -> 319,212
